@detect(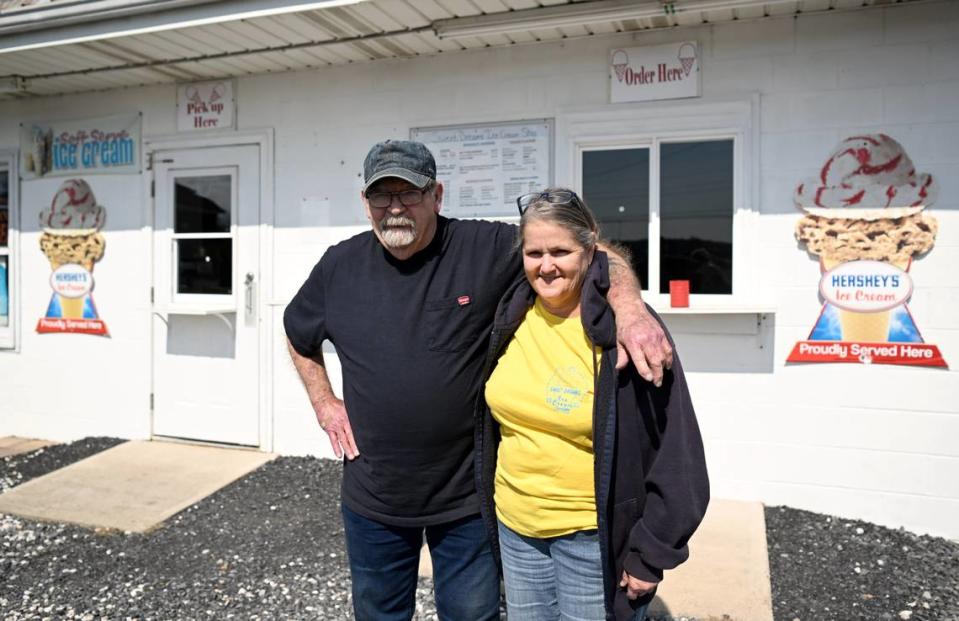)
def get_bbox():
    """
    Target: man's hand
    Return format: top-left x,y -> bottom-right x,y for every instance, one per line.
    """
615,304 -> 673,386
620,571 -> 658,600
315,396 -> 359,460
287,338 -> 360,461
599,245 -> 673,386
